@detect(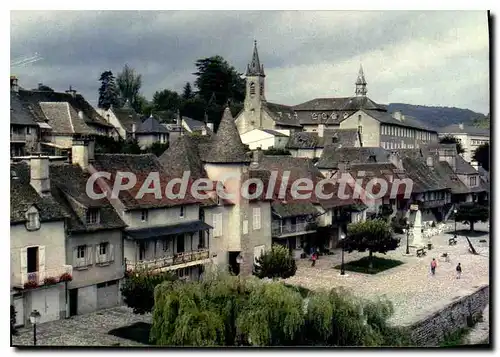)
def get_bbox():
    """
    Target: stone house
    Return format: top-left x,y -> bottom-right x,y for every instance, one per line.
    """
438,123 -> 490,164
